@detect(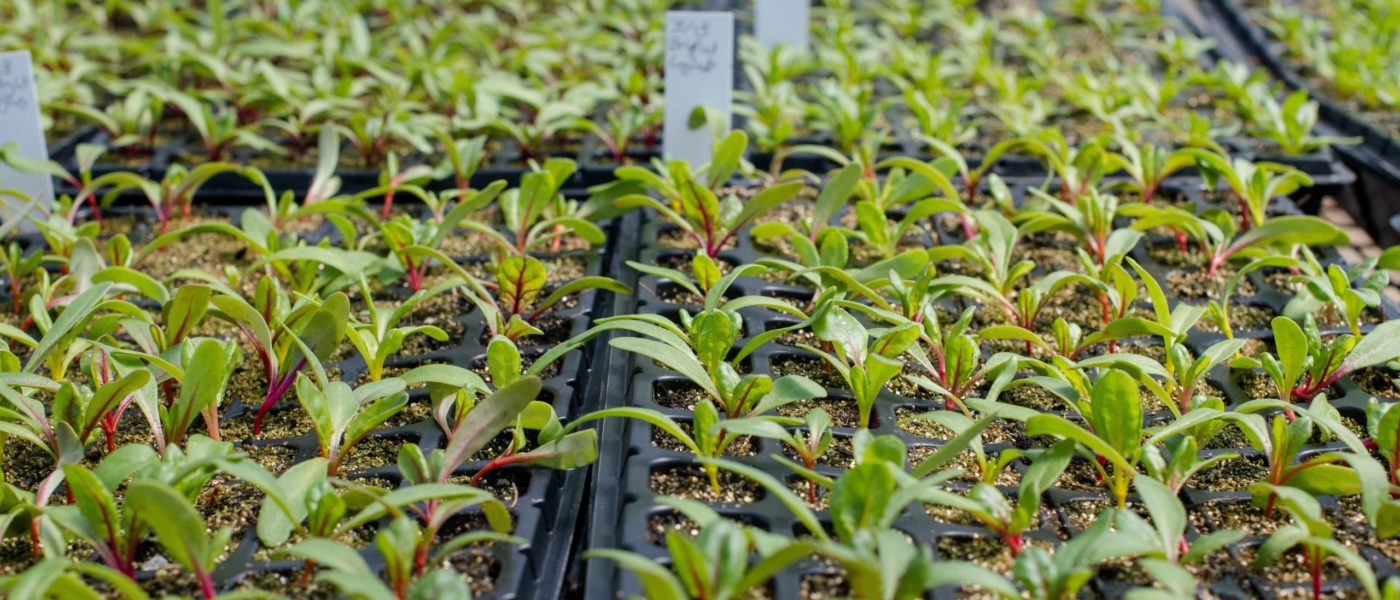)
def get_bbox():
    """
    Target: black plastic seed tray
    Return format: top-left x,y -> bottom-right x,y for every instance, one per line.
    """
16,203 -> 620,600
579,179 -> 1400,599
1197,0 -> 1400,244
